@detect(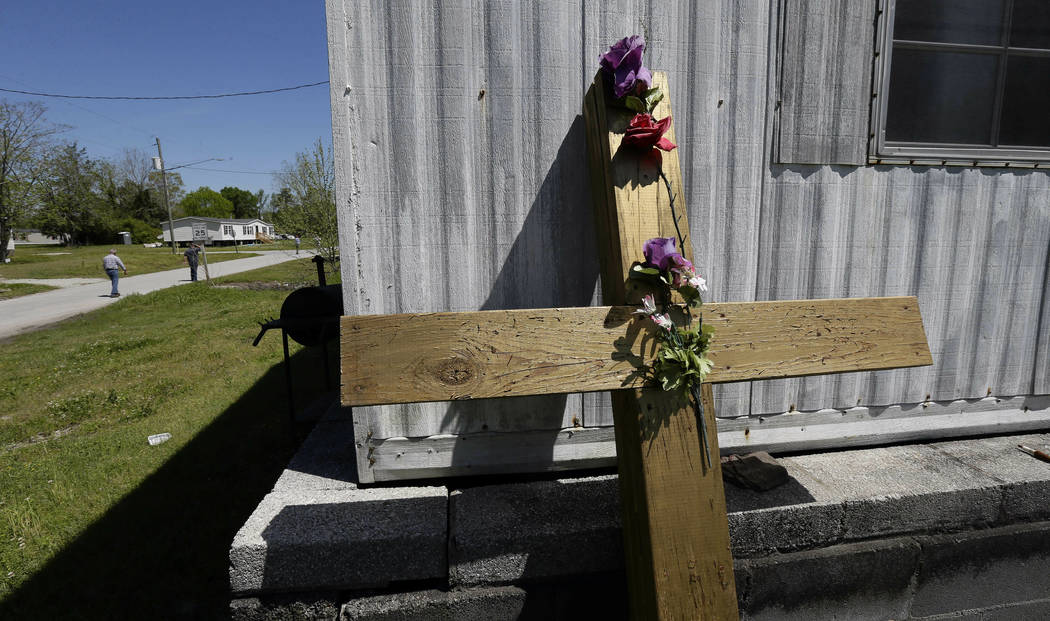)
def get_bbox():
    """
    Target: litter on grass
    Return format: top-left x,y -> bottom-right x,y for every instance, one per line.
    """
147,433 -> 172,446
